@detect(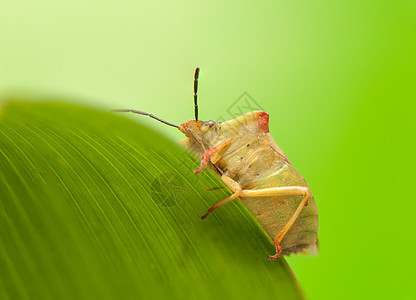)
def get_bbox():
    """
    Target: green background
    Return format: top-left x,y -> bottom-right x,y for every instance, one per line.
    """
1,1 -> 415,299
